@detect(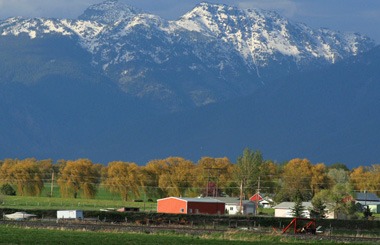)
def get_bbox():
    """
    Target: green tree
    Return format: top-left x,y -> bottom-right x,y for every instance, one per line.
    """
363,206 -> 372,220
234,148 -> 264,198
316,183 -> 357,219
310,196 -> 327,219
291,190 -> 305,217
328,163 -> 350,171
57,159 -> 100,199
0,183 -> 16,196
328,168 -> 349,185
